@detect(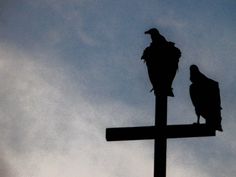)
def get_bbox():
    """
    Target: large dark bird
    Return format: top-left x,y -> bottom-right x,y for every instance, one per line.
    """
141,28 -> 181,96
189,65 -> 223,131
